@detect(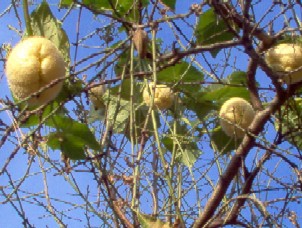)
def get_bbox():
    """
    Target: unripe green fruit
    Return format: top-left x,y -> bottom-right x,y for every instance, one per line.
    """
143,83 -> 174,110
5,37 -> 66,106
265,43 -> 302,84
219,97 -> 255,138
89,84 -> 106,110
